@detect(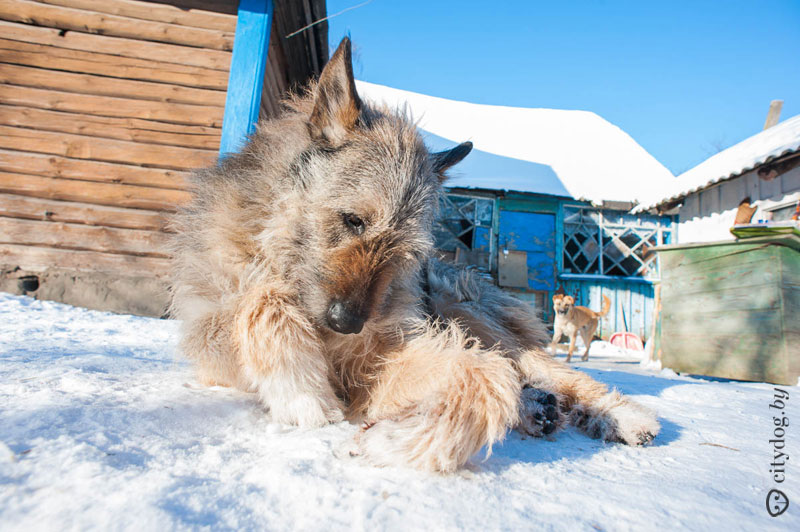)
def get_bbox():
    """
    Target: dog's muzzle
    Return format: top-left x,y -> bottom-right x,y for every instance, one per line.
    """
326,300 -> 365,335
